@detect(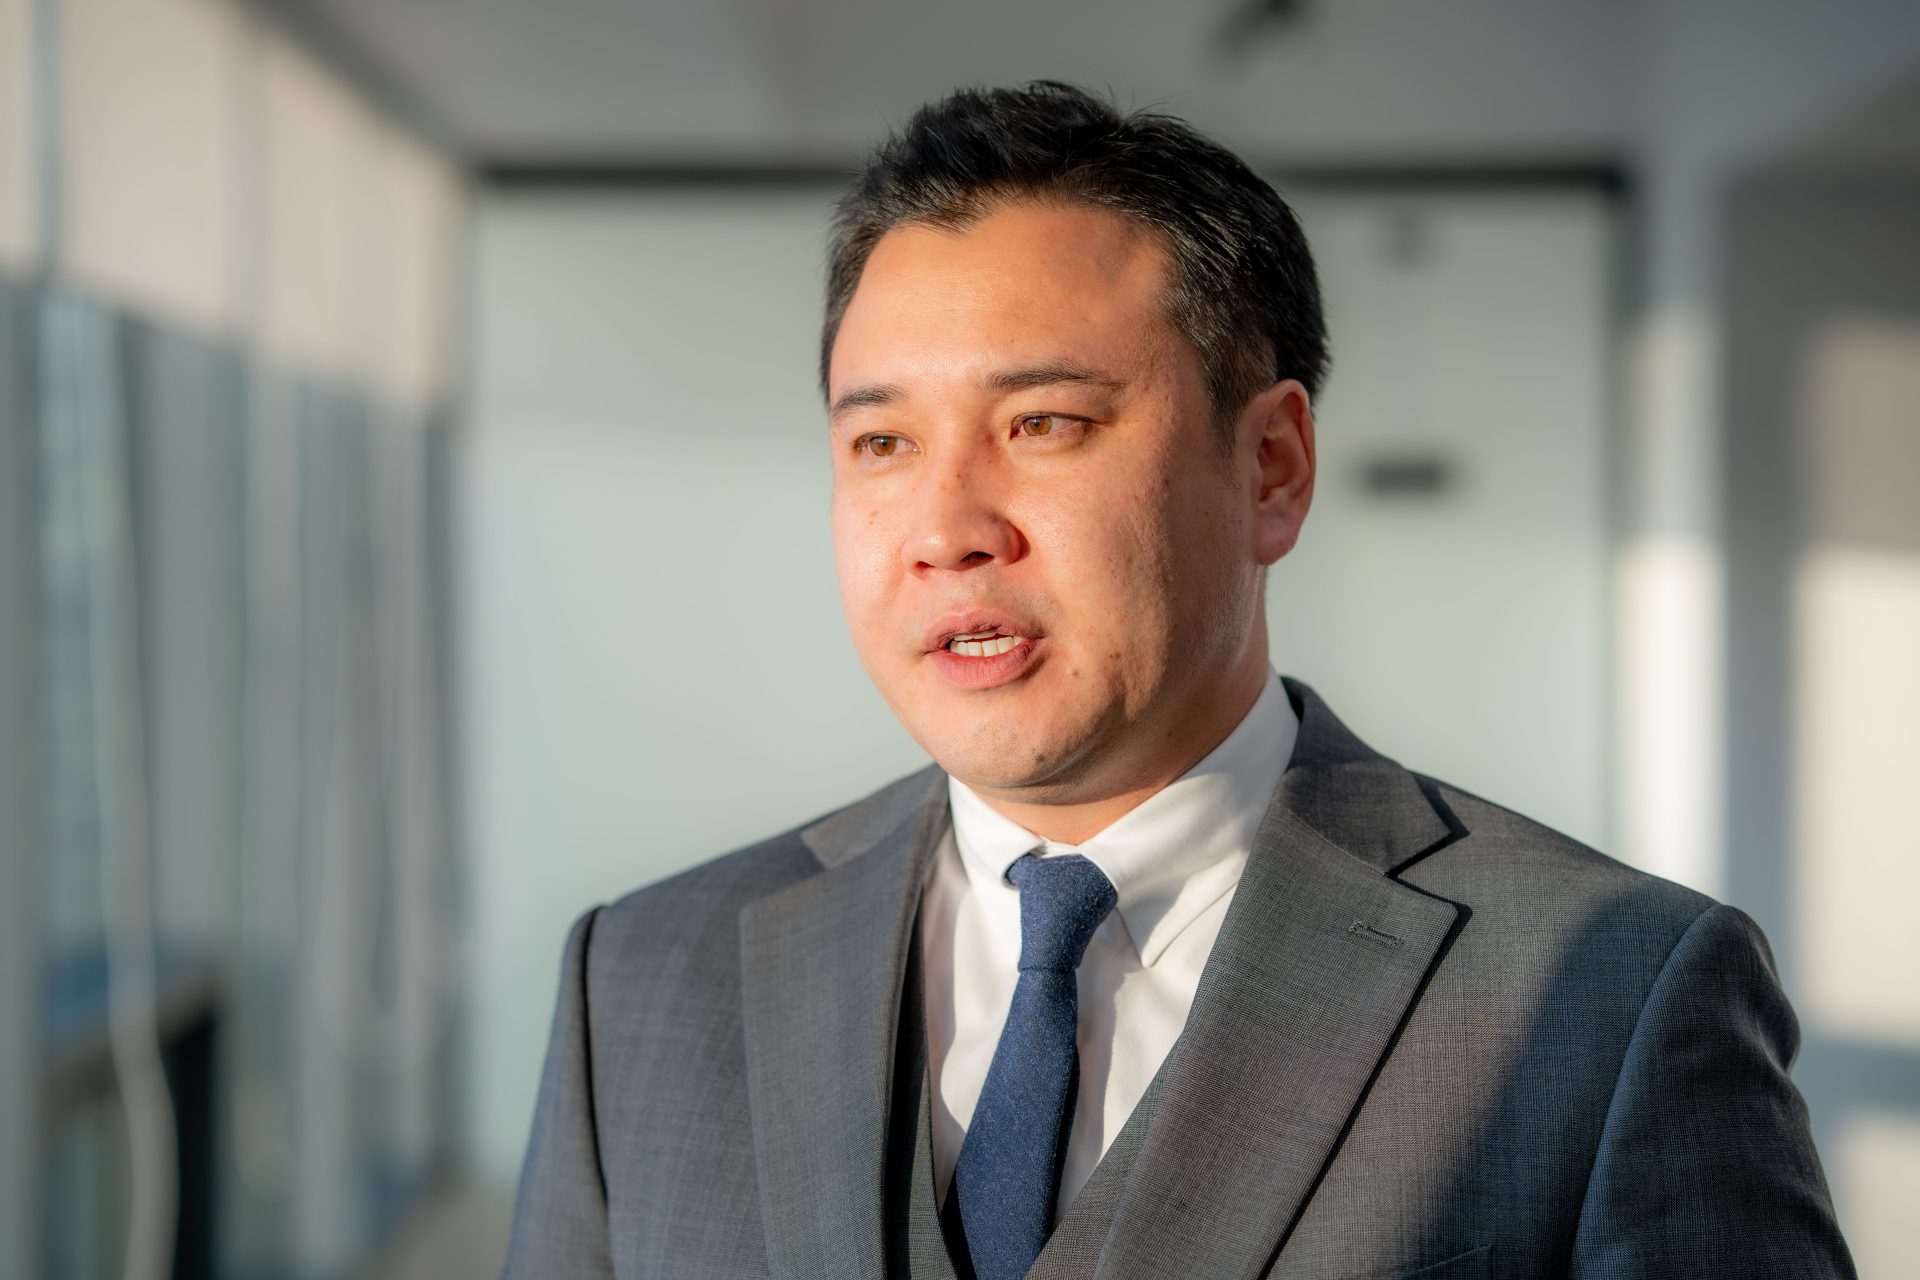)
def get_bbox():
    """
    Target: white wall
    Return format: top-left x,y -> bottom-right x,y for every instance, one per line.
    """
0,0 -> 33,272
460,188 -> 927,1181
1280,188 -> 1613,847
46,0 -> 463,407
57,0 -> 248,333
